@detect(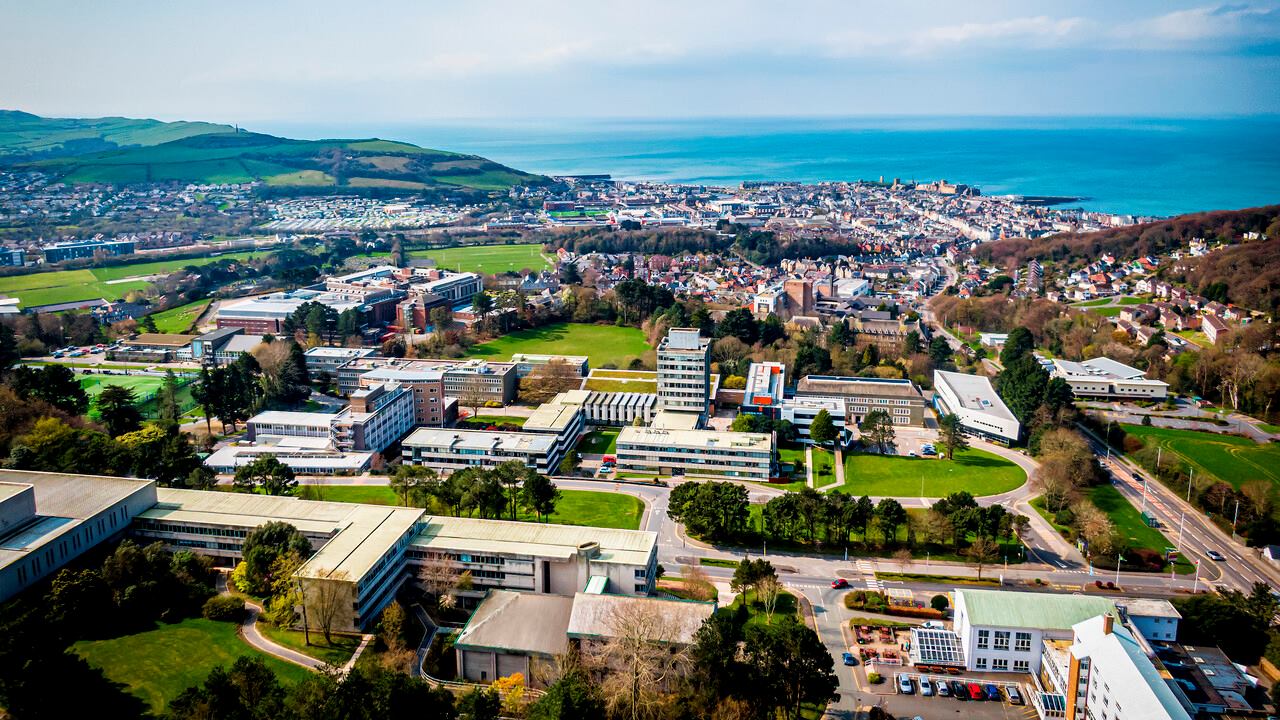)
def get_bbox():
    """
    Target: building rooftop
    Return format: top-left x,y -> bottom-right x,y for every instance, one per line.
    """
958,588 -> 1117,630
402,427 -> 557,454
934,370 -> 1019,422
659,328 -> 710,352
249,410 -> 338,427
304,346 -> 376,359
649,410 -> 703,430
454,590 -> 572,656
129,332 -> 198,347
1052,357 -> 1167,385
567,592 -> 714,644
1072,616 -> 1192,720
523,396 -> 584,433
796,375 -> 923,399
1118,598 -> 1182,620
617,425 -> 771,451
413,515 -> 656,567
743,362 -> 786,406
